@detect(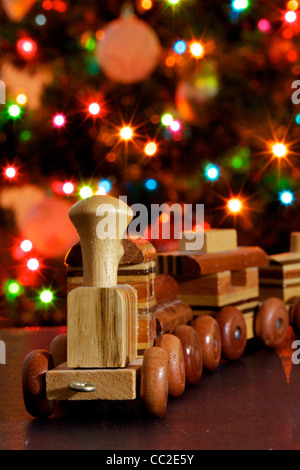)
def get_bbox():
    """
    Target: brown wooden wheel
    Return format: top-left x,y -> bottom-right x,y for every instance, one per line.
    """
156,334 -> 185,398
193,315 -> 221,371
174,325 -> 203,384
140,346 -> 169,417
255,297 -> 289,348
216,306 -> 247,361
22,349 -> 56,418
290,297 -> 300,336
49,333 -> 67,368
